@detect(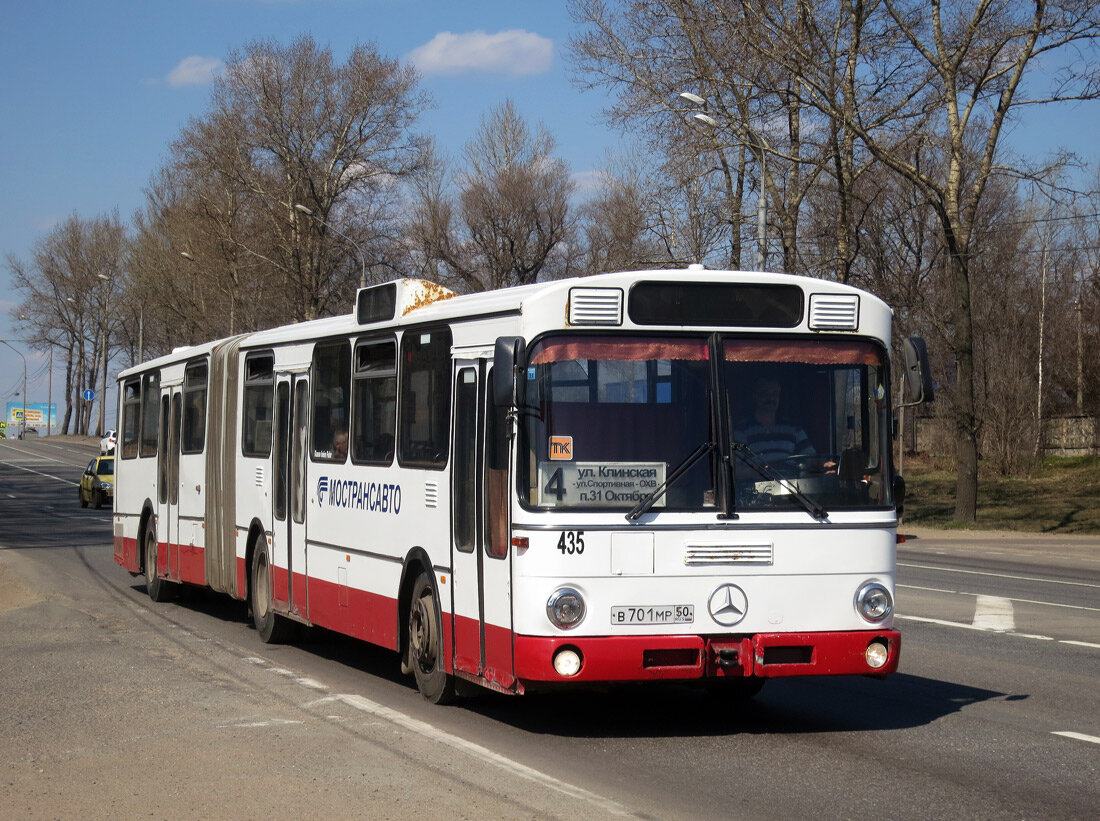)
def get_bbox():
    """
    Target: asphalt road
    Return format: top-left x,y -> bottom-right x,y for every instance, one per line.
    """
1,437 -> 1097,820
